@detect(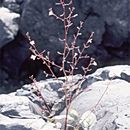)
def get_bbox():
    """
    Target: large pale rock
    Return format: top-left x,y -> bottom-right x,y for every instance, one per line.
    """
0,7 -> 20,48
1,65 -> 130,129
16,79 -> 64,102
84,65 -> 130,86
55,65 -> 130,129
0,93 -> 60,130
62,77 -> 130,129
0,114 -> 60,130
16,79 -> 64,116
0,93 -> 36,119
16,75 -> 82,115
